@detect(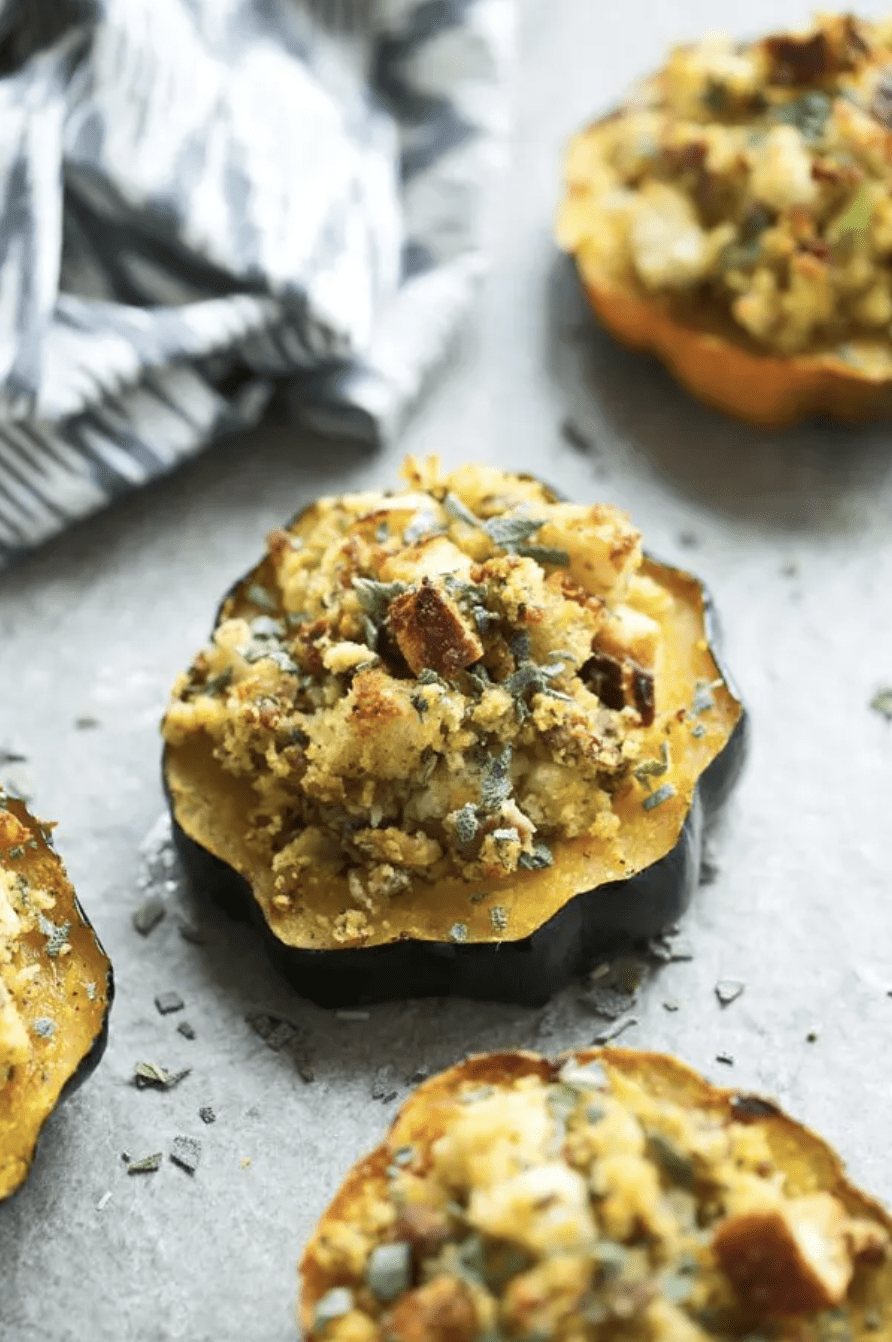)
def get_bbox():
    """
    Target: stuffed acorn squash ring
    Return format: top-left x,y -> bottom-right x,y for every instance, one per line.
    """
300,1049 -> 892,1340
162,459 -> 745,1006
557,13 -> 892,425
0,790 -> 113,1201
